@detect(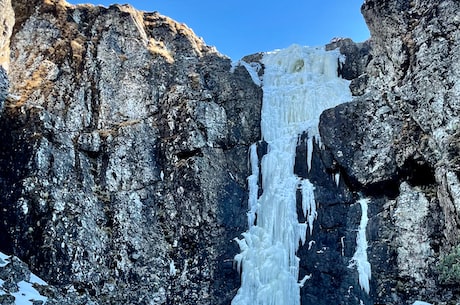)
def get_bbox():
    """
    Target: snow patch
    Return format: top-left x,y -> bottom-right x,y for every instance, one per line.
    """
29,273 -> 47,286
298,274 -> 311,288
0,251 -> 48,304
12,281 -> 48,305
